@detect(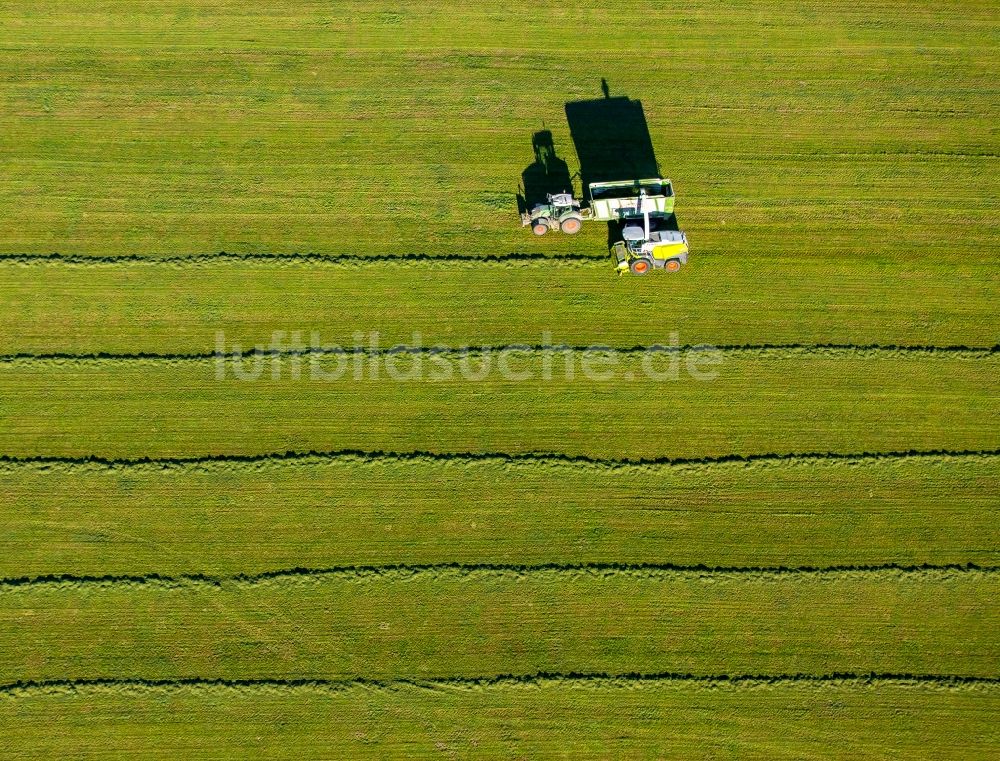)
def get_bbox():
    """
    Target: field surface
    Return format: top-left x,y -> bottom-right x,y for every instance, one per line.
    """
1,0 -> 999,758
2,453 -> 997,576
